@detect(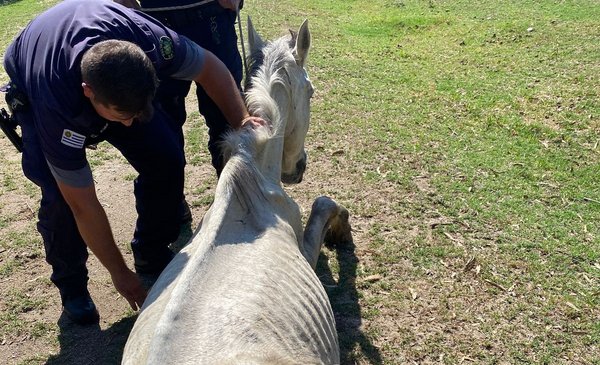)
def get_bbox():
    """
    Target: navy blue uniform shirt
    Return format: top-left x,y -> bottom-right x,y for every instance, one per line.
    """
4,0 -> 198,172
